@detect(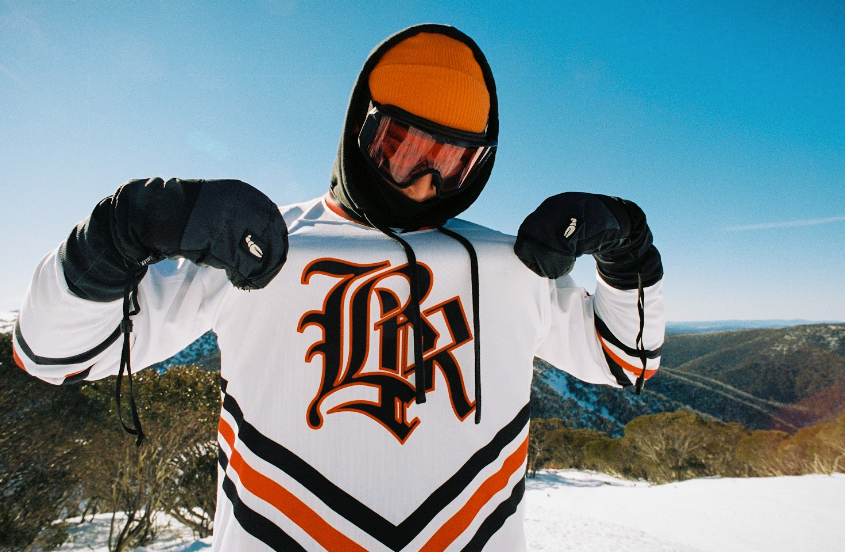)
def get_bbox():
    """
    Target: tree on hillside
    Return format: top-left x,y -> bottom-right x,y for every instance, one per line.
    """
736,429 -> 795,476
77,366 -> 220,552
546,427 -> 607,470
527,419 -> 566,477
786,415 -> 845,475
167,440 -> 218,538
582,436 -> 637,479
621,411 -> 749,483
622,411 -> 709,482
0,333 -> 89,551
2,327 -> 220,552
